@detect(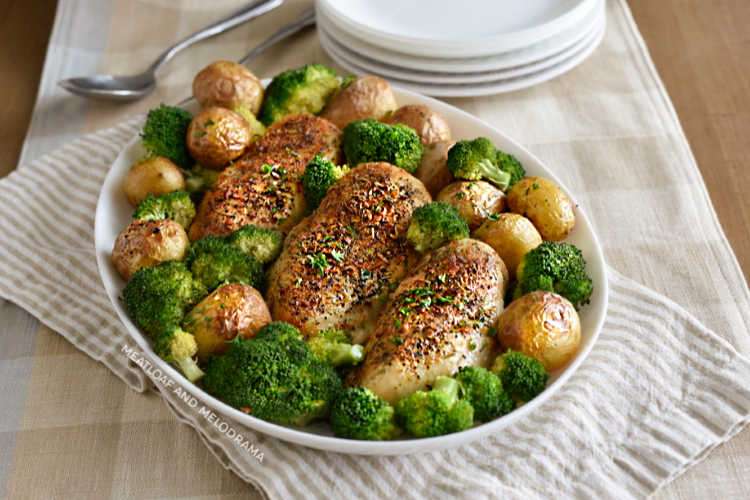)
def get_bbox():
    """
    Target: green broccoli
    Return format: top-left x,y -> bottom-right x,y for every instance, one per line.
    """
515,241 -> 593,308
406,201 -> 470,253
495,150 -> 525,190
455,366 -> 513,421
186,236 -> 263,291
201,322 -> 343,425
182,164 -> 219,201
394,376 -> 474,438
330,387 -> 399,440
491,349 -> 548,403
301,154 -> 350,211
342,119 -> 423,174
307,328 -> 364,367
153,324 -> 204,382
258,63 -> 340,125
133,190 -> 196,228
122,261 -> 207,337
447,137 -> 511,190
233,106 -> 267,140
225,225 -> 282,266
141,104 -> 193,169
